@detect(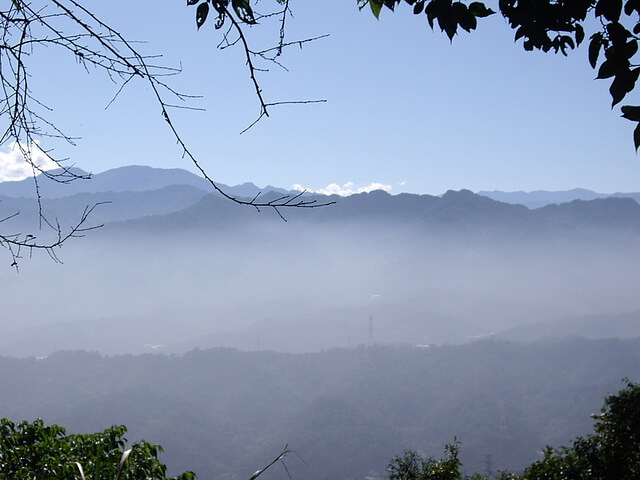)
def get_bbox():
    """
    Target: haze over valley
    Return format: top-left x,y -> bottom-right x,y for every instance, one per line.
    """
1,166 -> 639,479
